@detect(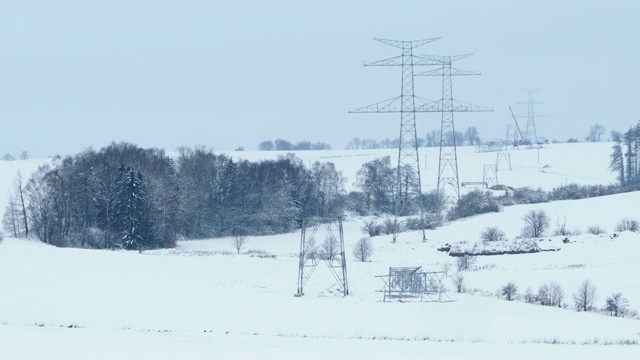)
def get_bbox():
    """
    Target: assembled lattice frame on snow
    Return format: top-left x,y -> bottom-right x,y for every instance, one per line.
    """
376,266 -> 451,302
